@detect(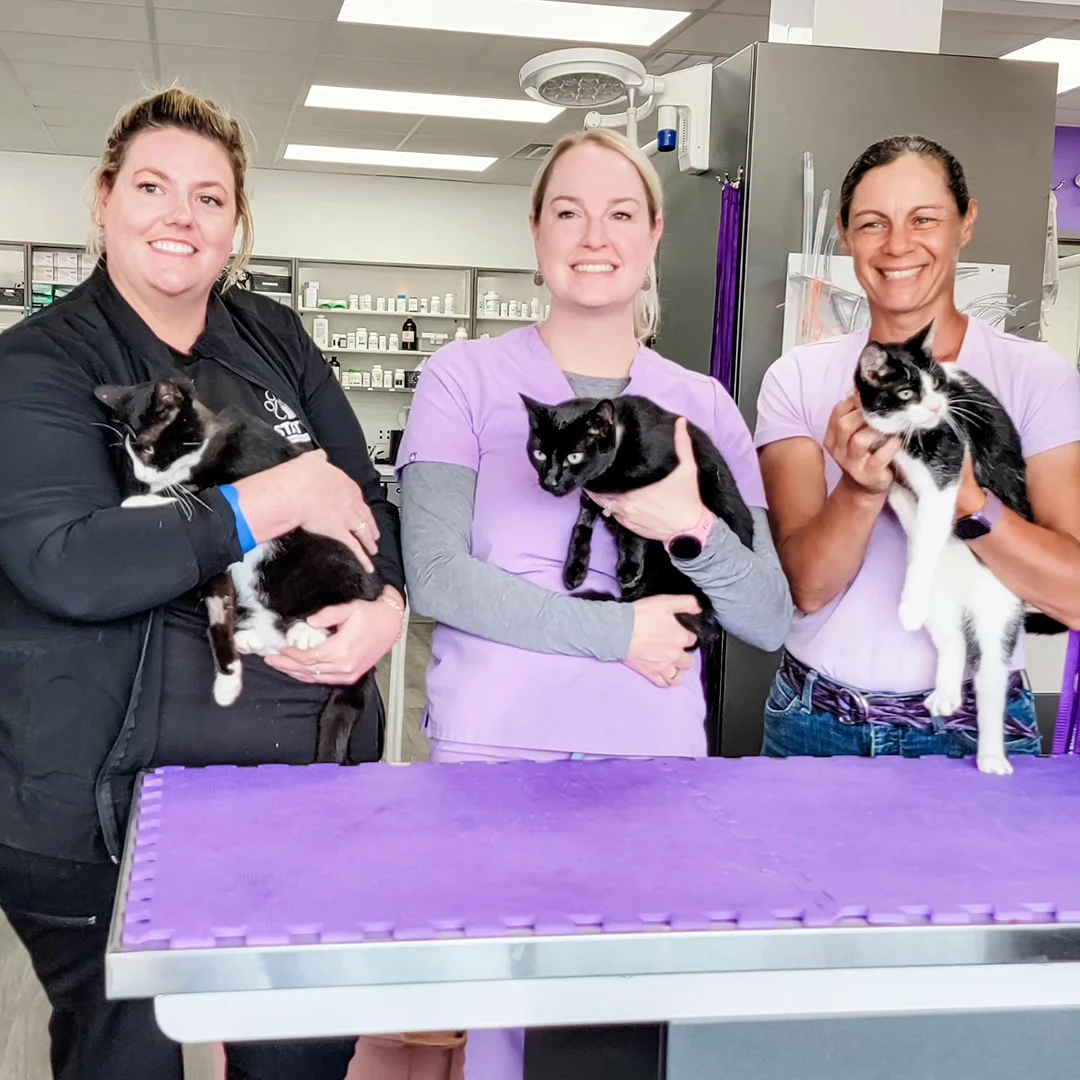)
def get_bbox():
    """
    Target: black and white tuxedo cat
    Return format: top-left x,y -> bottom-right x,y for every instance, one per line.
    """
855,324 -> 1058,776
95,376 -> 384,764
